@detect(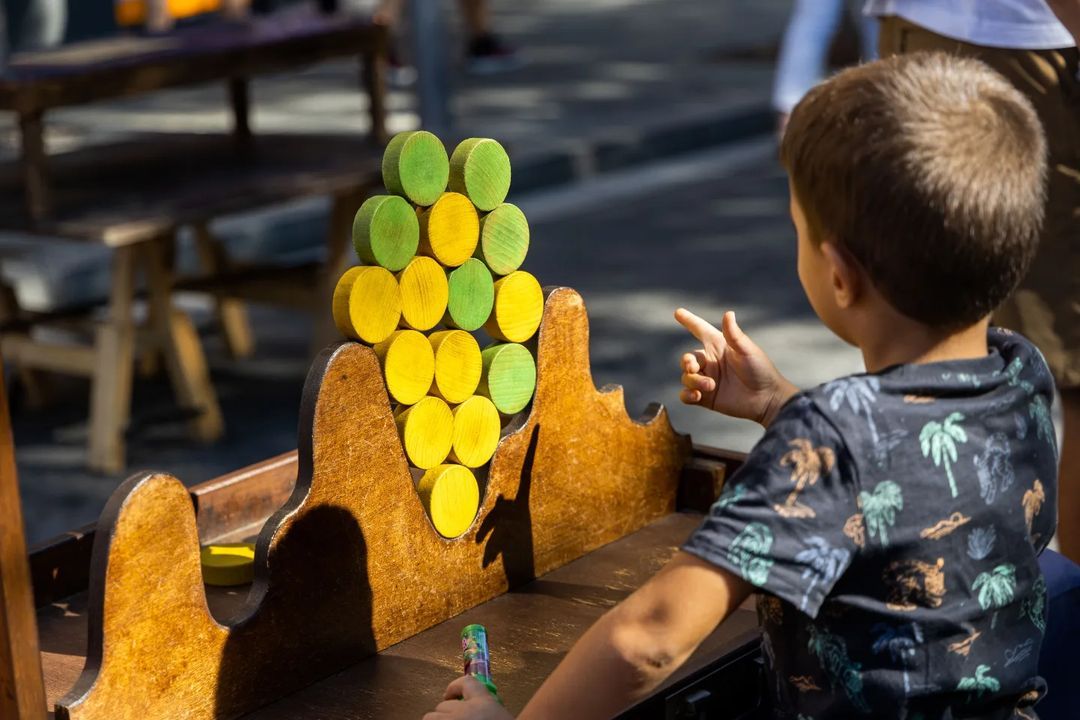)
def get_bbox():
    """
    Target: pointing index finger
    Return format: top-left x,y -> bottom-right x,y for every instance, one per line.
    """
675,308 -> 723,346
